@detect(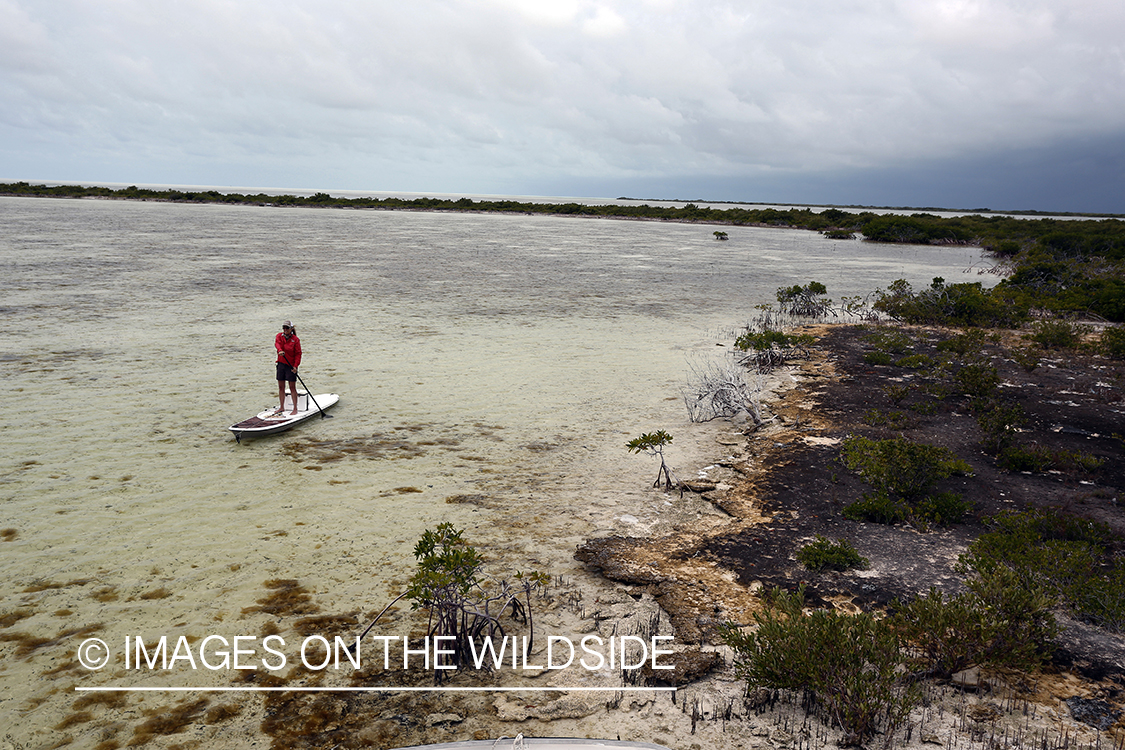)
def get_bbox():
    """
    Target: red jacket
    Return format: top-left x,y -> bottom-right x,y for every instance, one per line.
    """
275,332 -> 302,369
